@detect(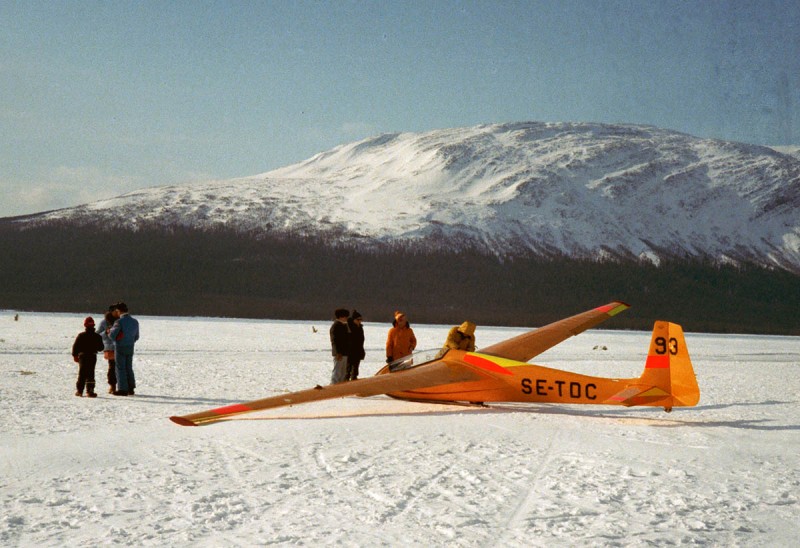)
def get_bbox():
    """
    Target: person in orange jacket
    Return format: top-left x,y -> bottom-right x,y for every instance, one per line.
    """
385,311 -> 417,363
